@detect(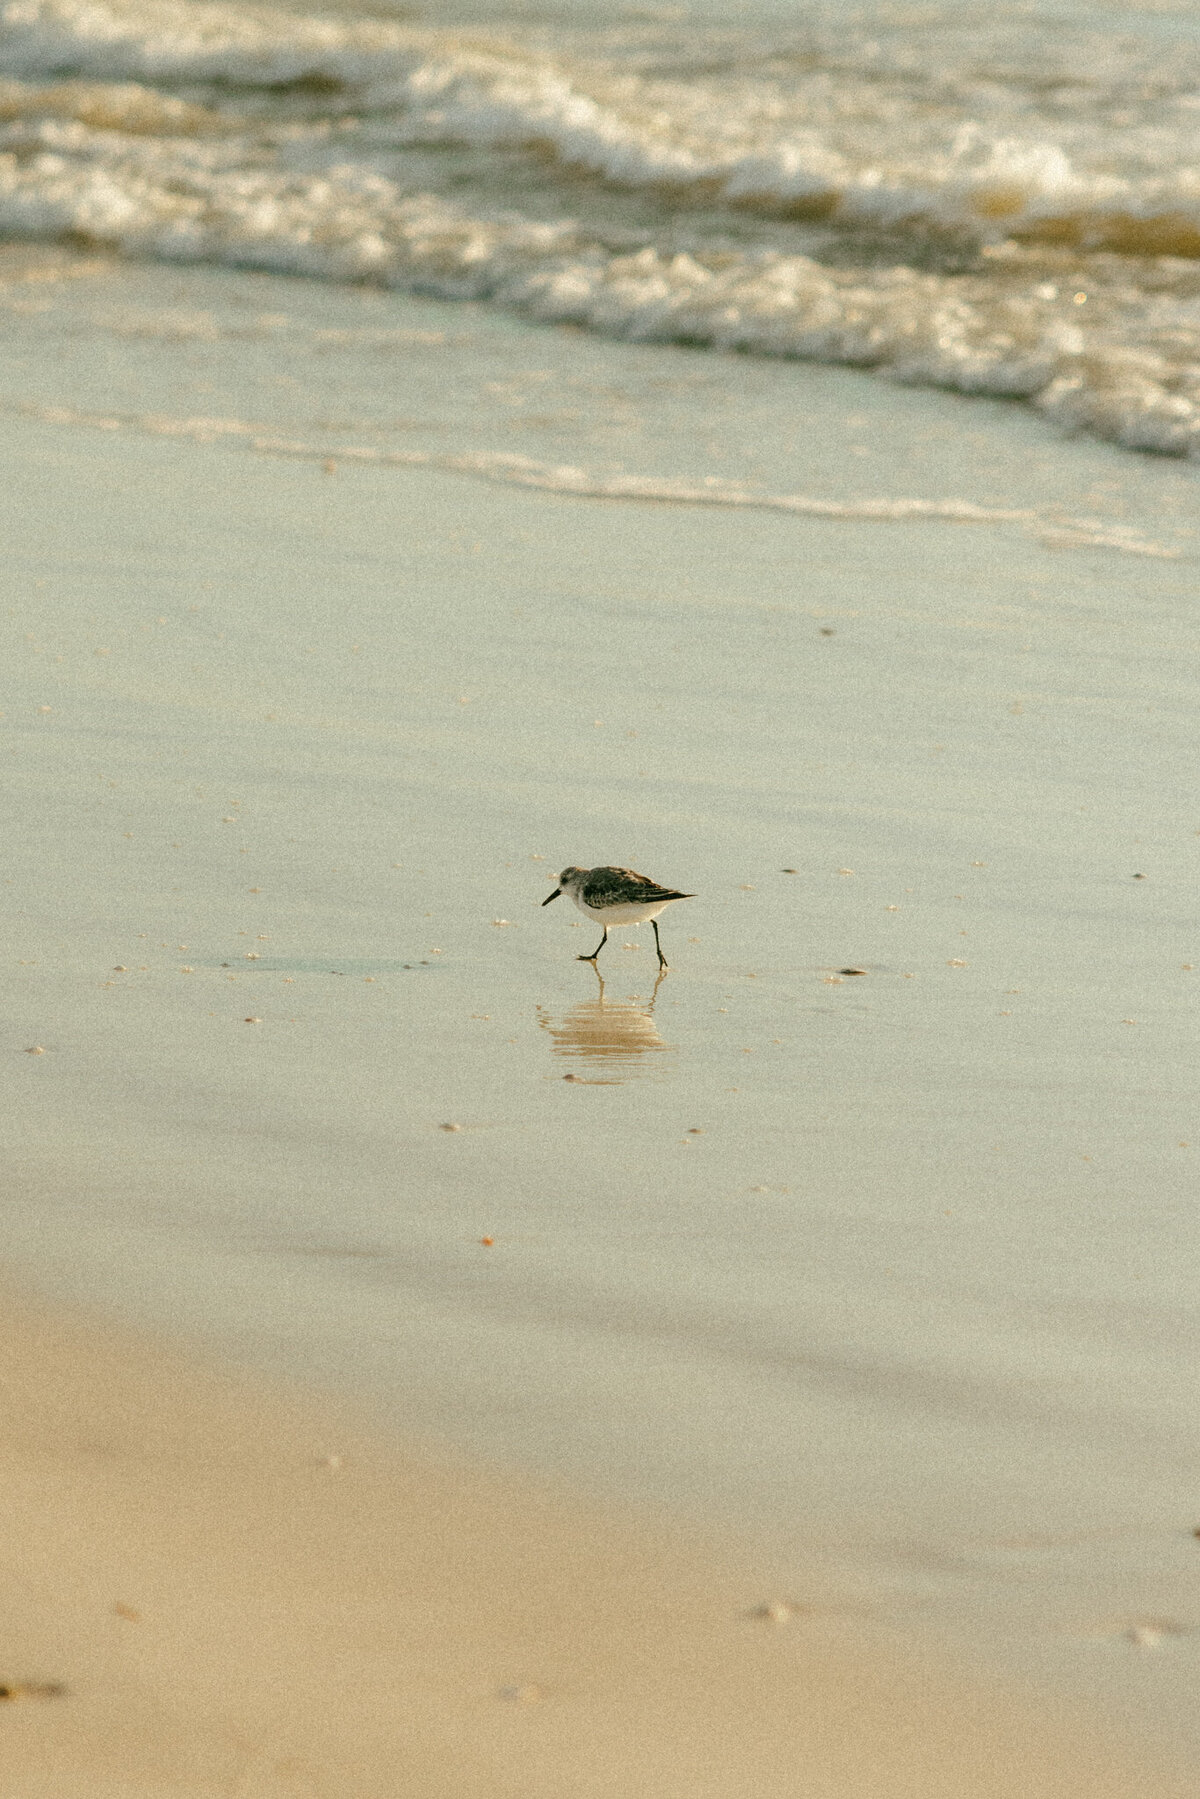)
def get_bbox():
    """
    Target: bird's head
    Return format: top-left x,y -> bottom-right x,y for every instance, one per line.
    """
542,865 -> 587,905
